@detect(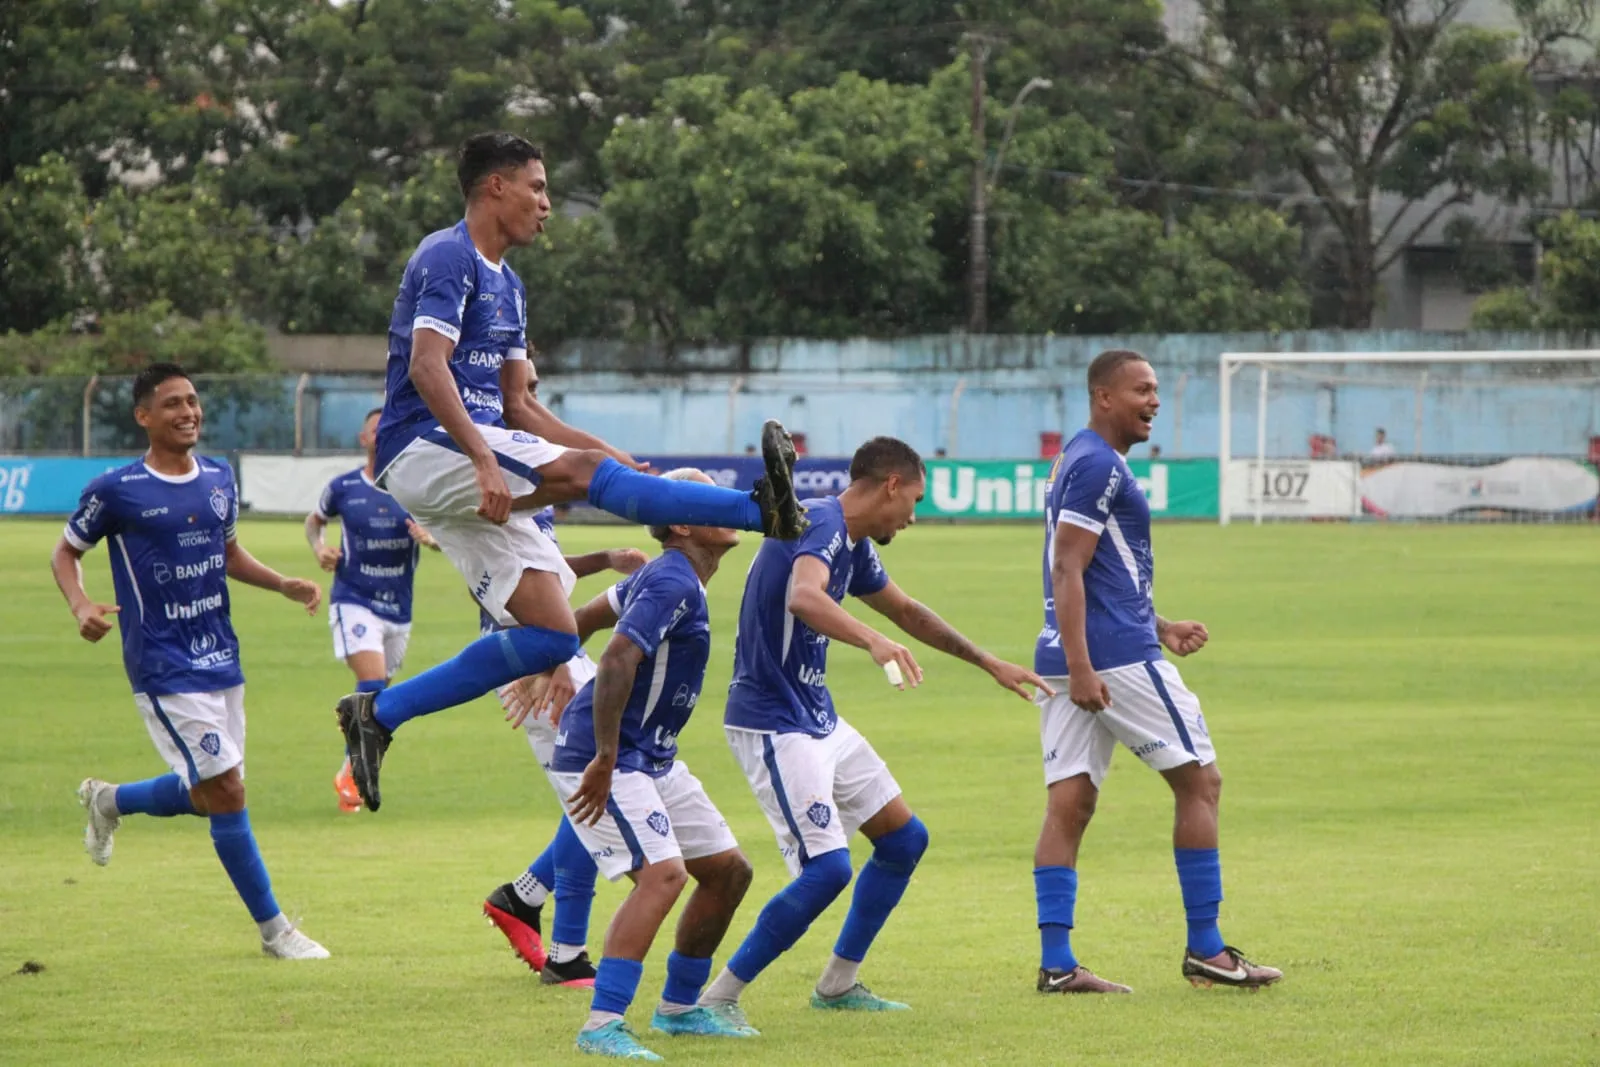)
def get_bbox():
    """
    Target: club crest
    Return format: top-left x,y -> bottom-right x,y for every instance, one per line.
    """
209,486 -> 230,521
646,810 -> 671,837
806,802 -> 832,829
